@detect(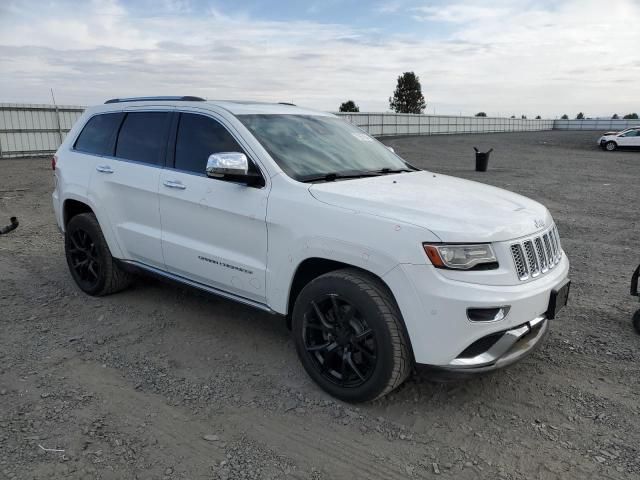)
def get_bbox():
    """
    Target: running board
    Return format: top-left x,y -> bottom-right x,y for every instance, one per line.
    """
122,260 -> 276,314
